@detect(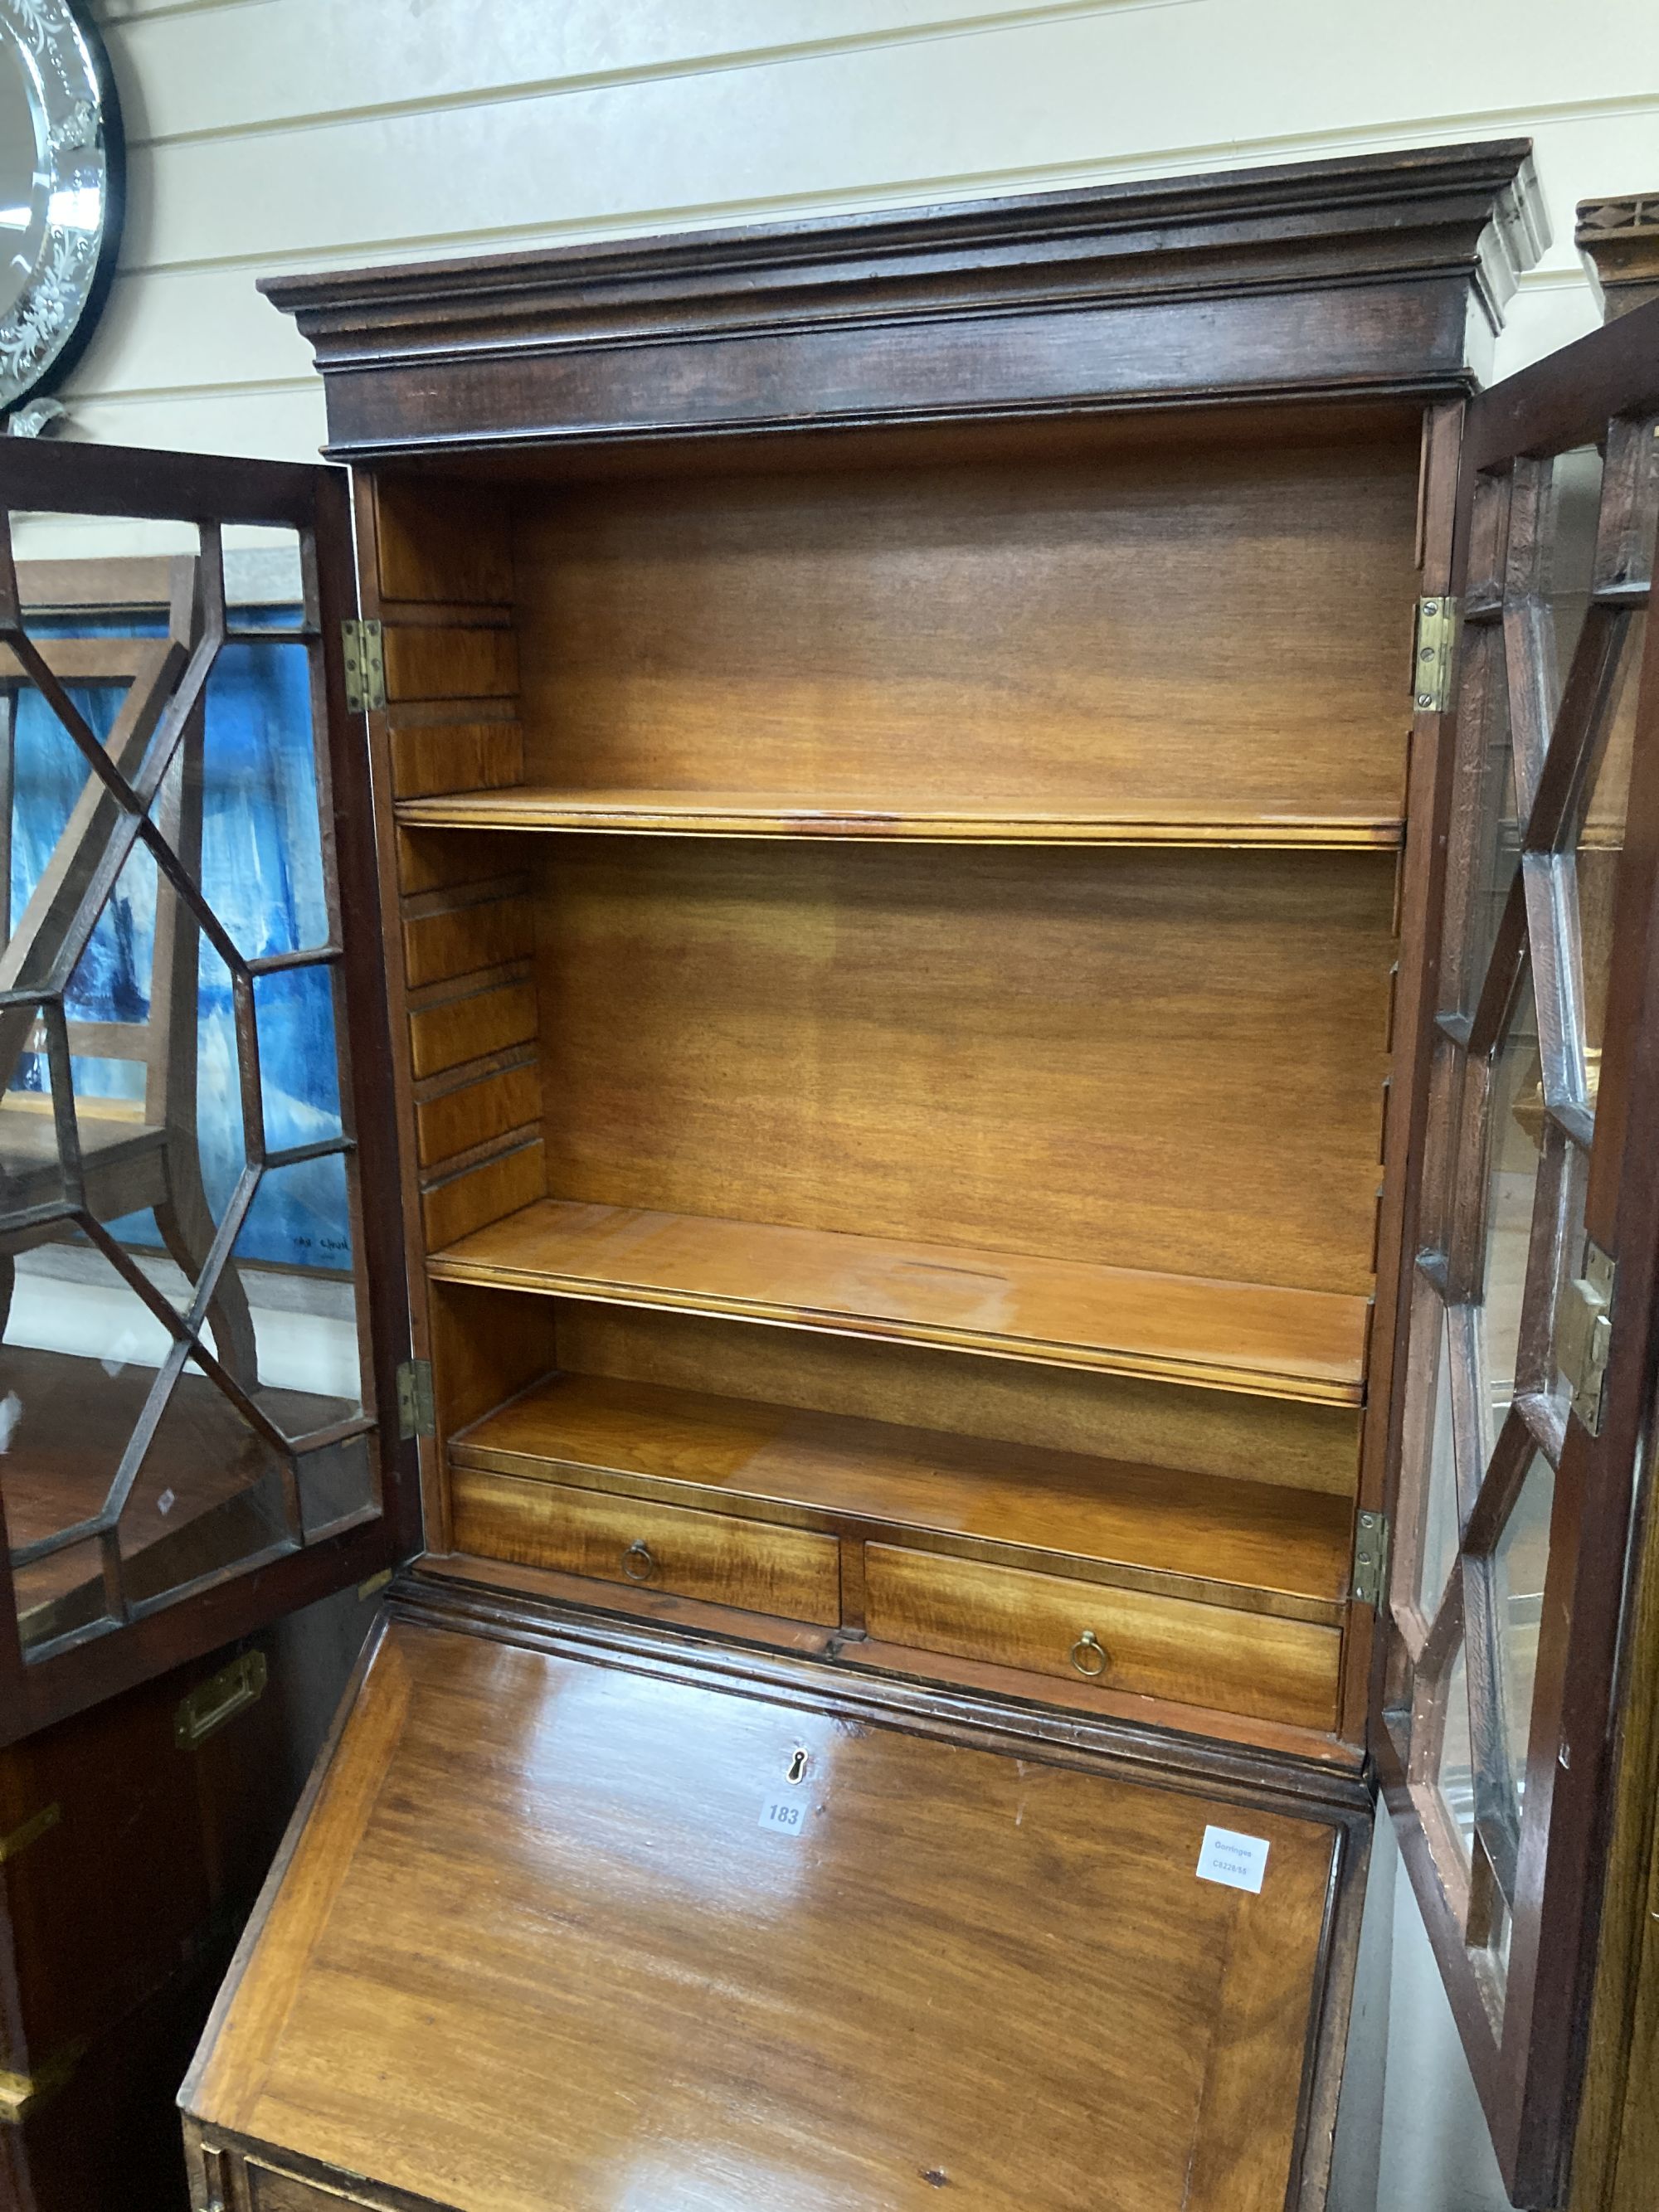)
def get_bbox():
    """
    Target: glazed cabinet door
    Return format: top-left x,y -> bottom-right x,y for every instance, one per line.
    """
0,440 -> 418,1745
1378,298 -> 1659,2204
